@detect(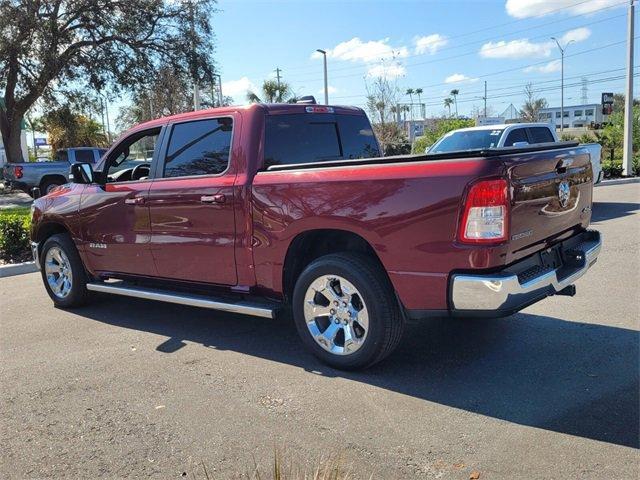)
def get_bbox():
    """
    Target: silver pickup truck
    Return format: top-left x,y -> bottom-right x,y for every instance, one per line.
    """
2,147 -> 106,196
427,123 -> 603,184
